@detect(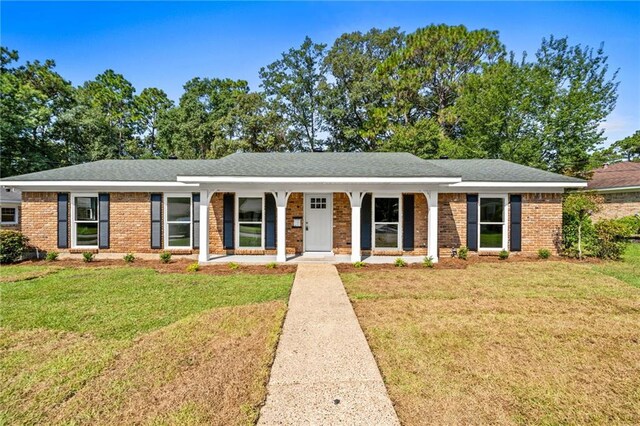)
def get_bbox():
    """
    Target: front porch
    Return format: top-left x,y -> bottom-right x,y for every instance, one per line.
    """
194,189 -> 441,264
